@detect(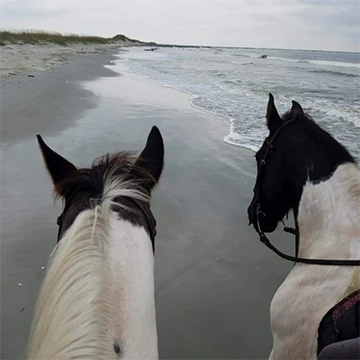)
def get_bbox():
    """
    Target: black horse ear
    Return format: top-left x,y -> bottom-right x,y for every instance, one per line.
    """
134,126 -> 164,193
266,93 -> 282,134
37,135 -> 77,185
291,100 -> 304,117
